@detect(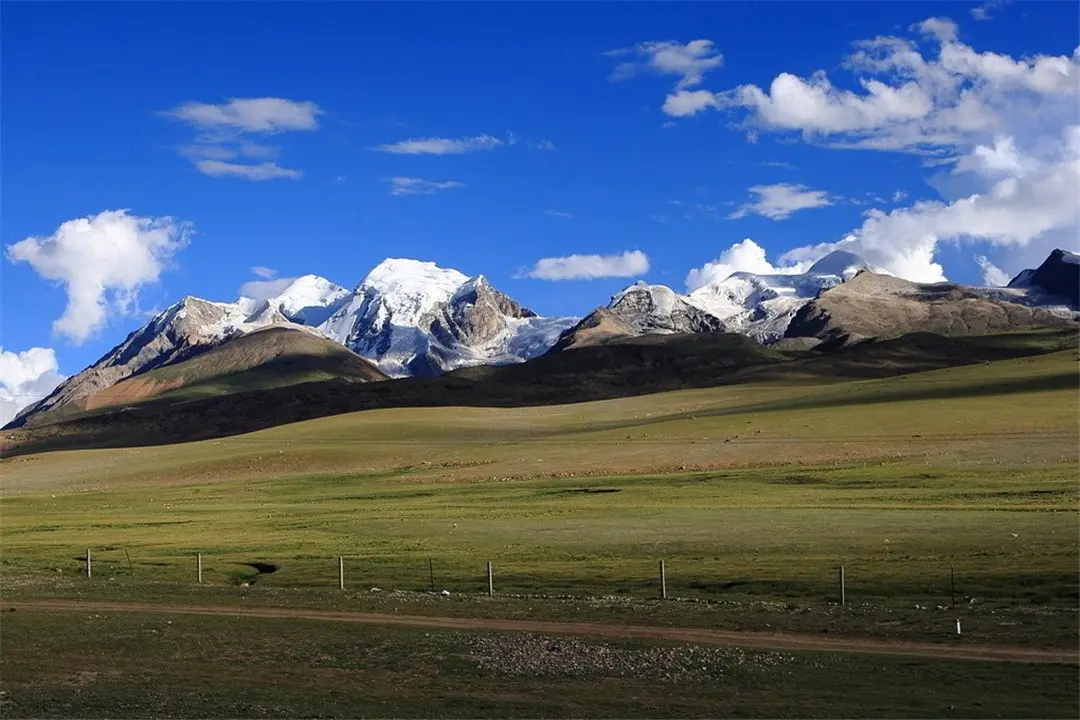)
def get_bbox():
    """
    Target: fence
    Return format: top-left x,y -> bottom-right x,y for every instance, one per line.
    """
61,547 -> 996,610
